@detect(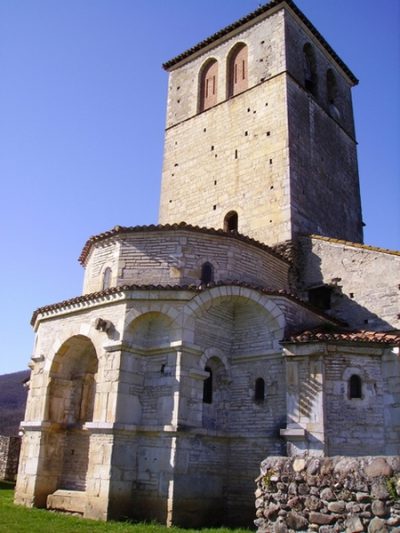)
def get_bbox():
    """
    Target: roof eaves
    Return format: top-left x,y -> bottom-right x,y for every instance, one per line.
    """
162,0 -> 358,85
